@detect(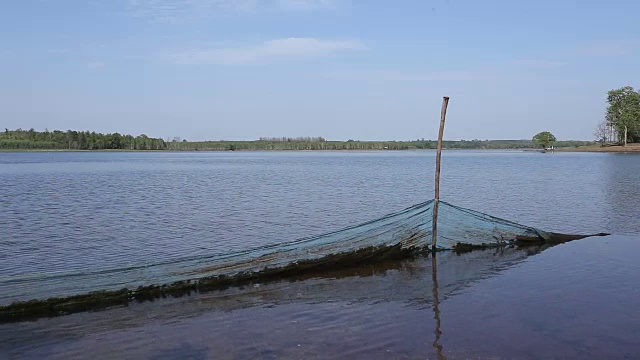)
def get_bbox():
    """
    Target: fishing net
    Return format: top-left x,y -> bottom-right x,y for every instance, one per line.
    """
179,199 -> 595,279
0,200 -> 601,322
